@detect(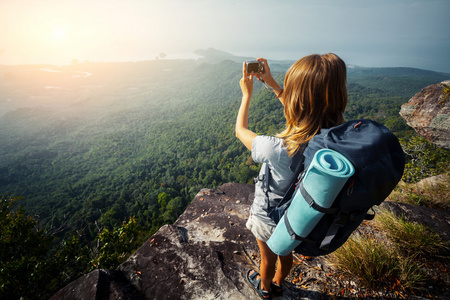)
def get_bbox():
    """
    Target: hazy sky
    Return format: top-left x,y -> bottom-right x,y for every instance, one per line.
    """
1,0 -> 449,73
